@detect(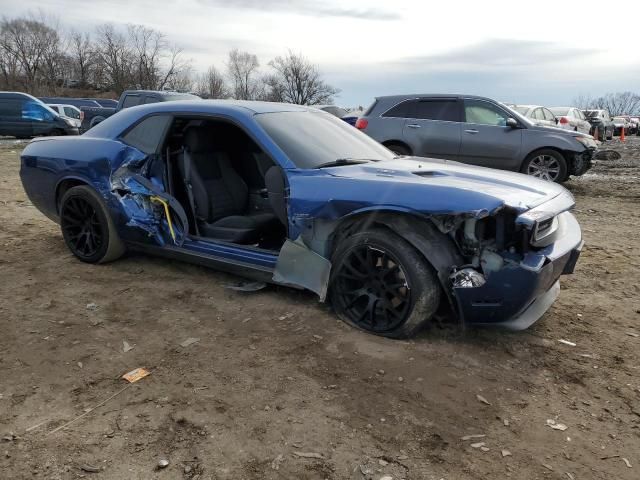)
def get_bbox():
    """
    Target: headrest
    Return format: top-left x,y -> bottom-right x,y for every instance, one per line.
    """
183,126 -> 217,153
